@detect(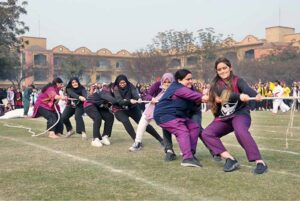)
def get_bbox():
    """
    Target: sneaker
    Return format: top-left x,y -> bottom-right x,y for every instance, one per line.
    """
165,149 -> 176,162
129,142 -> 142,151
223,158 -> 240,172
181,158 -> 201,168
253,162 -> 268,175
81,132 -> 87,140
66,130 -> 75,138
91,138 -> 102,147
101,135 -> 111,145
193,155 -> 203,167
